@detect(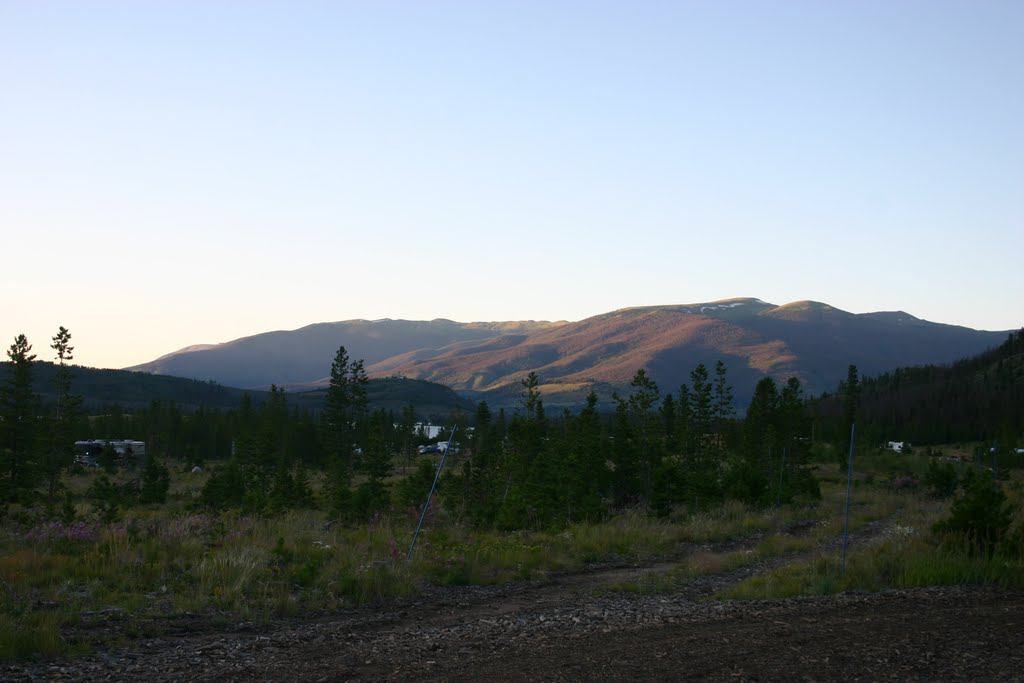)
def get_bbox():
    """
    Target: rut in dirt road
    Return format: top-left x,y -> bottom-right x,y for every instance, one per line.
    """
5,514 -> 910,682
